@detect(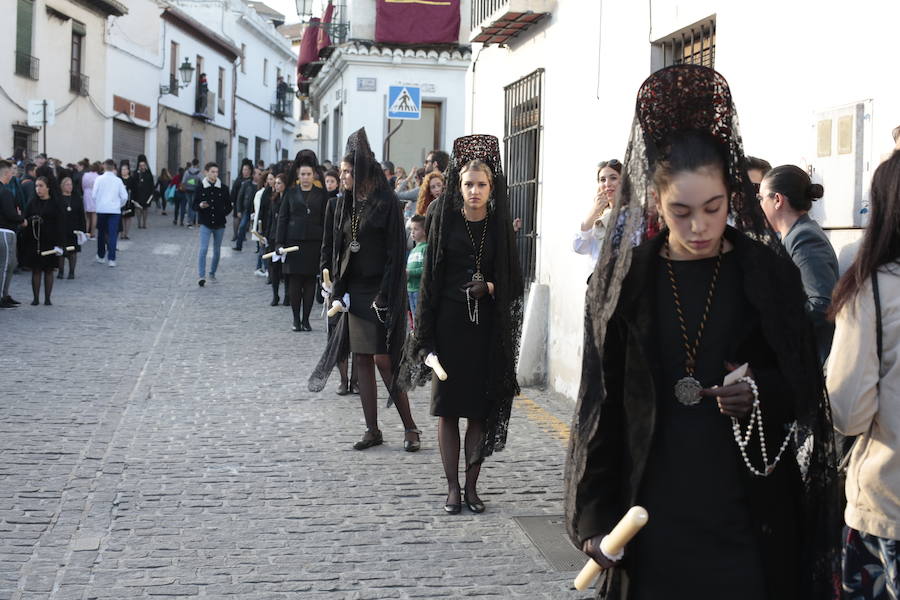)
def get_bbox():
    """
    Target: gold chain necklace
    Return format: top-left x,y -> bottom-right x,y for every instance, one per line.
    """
666,237 -> 724,406
461,208 -> 488,282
